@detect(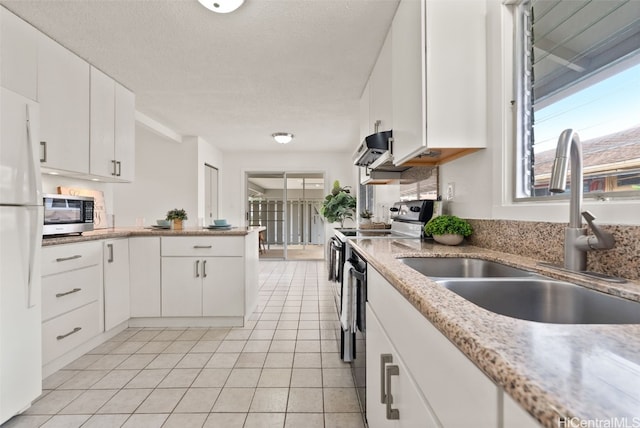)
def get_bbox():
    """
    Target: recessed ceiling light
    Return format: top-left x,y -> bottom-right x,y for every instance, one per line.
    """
49,172 -> 59,175
272,132 -> 294,144
197,0 -> 245,13
91,178 -> 100,182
